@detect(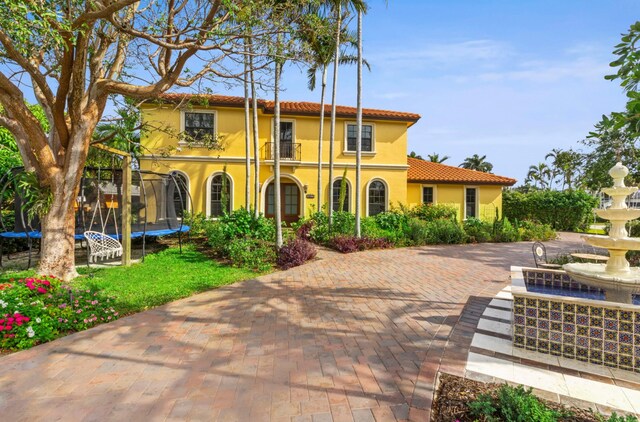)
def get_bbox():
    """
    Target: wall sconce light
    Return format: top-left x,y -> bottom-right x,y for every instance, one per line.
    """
303,184 -> 308,193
